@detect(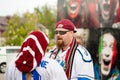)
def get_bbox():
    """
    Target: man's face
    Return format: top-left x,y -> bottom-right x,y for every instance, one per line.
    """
100,0 -> 111,20
98,33 -> 117,76
99,0 -> 118,21
67,0 -> 81,18
55,32 -> 65,48
55,28 -> 73,48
